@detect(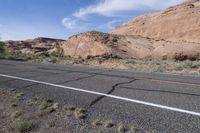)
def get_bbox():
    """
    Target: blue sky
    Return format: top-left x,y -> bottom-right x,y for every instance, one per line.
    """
0,0 -> 183,40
